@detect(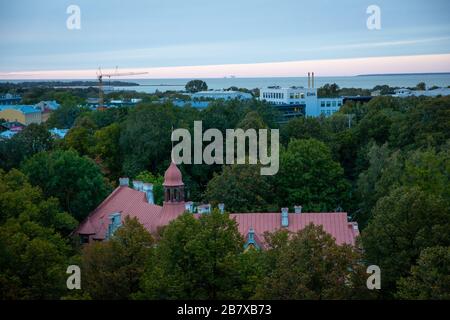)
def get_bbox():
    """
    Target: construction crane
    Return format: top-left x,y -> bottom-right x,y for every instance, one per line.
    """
97,67 -> 147,107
